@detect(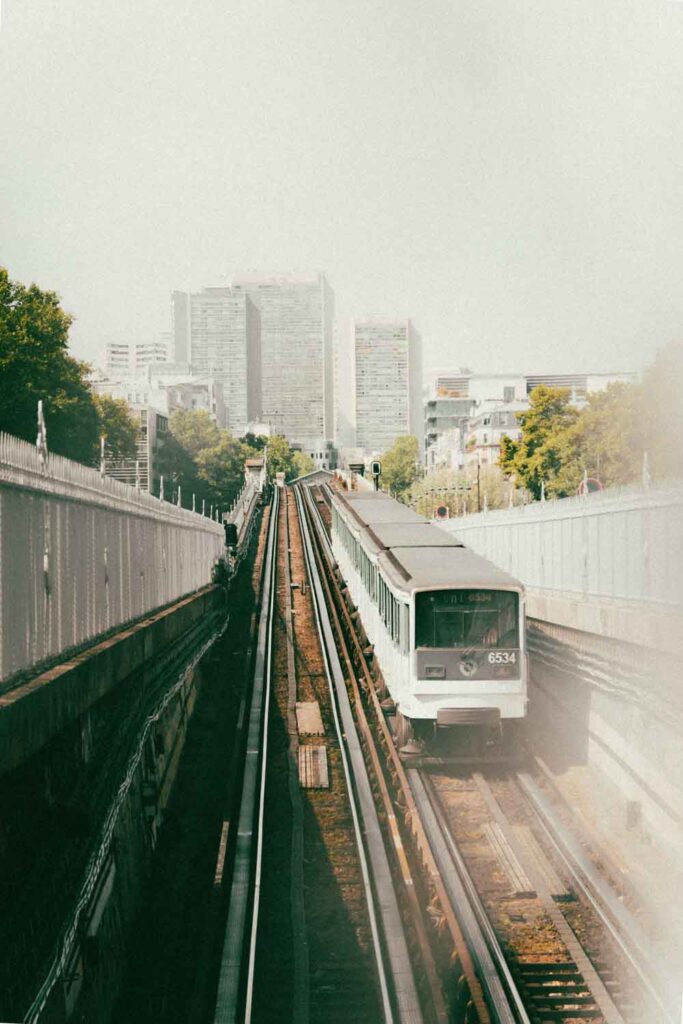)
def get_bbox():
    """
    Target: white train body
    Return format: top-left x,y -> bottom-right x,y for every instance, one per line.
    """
330,489 -> 527,729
